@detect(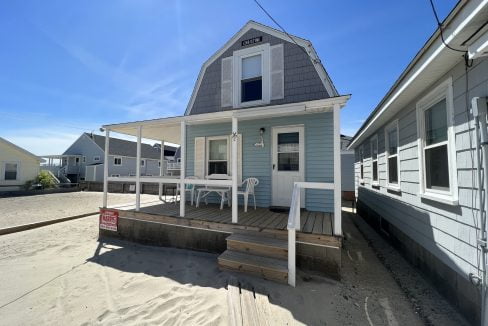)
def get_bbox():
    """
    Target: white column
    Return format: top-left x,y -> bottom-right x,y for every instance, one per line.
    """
232,117 -> 238,223
179,121 -> 186,217
136,126 -> 142,211
159,140 -> 165,199
333,103 -> 342,236
103,129 -> 110,208
288,229 -> 296,287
